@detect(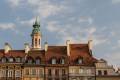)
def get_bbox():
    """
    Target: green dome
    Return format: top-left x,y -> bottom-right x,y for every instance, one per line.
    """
31,17 -> 41,36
